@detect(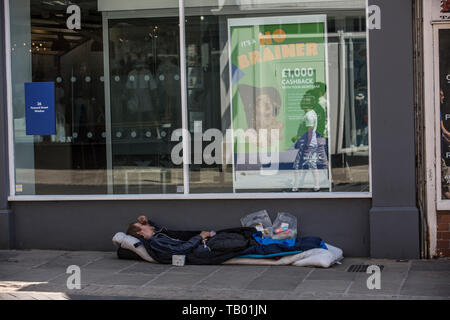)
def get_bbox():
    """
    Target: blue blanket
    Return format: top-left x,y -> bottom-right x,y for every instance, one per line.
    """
237,233 -> 327,258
